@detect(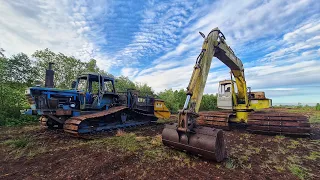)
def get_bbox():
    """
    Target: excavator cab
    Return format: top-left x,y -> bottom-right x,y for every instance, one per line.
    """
217,80 -> 234,110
